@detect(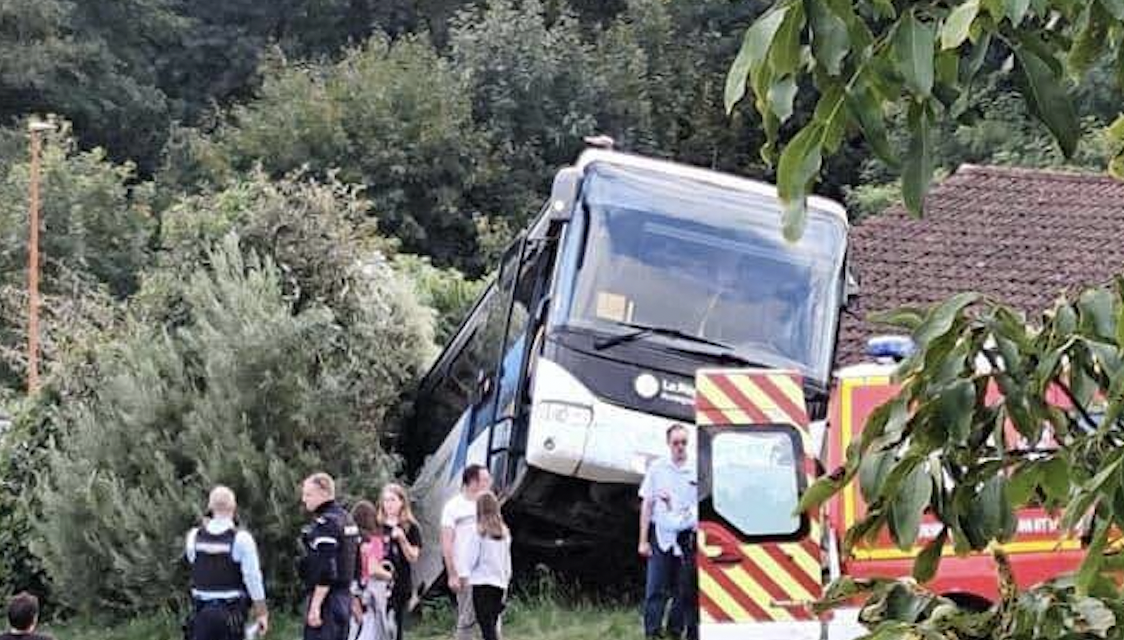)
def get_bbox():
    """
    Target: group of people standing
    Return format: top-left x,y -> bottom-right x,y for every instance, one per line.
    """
1,427 -> 696,640
183,468 -> 512,640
